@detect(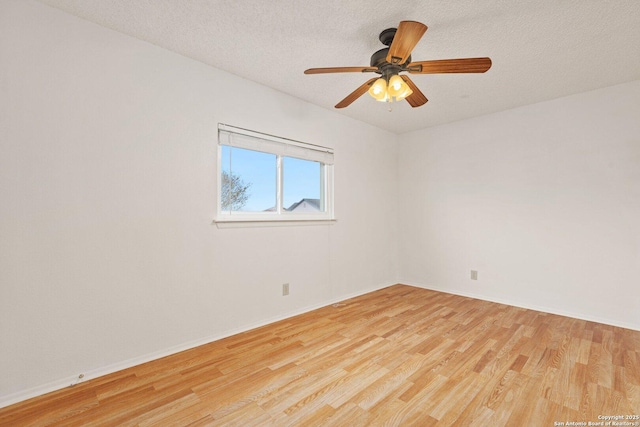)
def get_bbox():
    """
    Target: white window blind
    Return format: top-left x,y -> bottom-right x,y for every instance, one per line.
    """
218,124 -> 334,165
